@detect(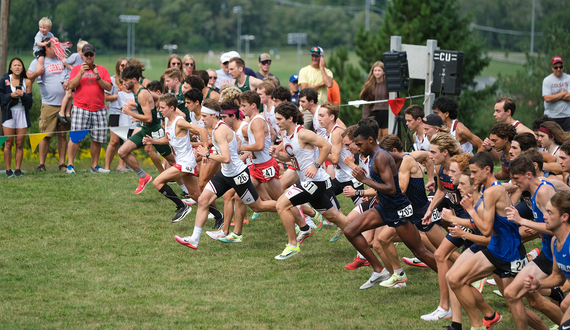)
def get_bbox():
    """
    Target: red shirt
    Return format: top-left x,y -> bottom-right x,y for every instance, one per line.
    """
70,65 -> 111,111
